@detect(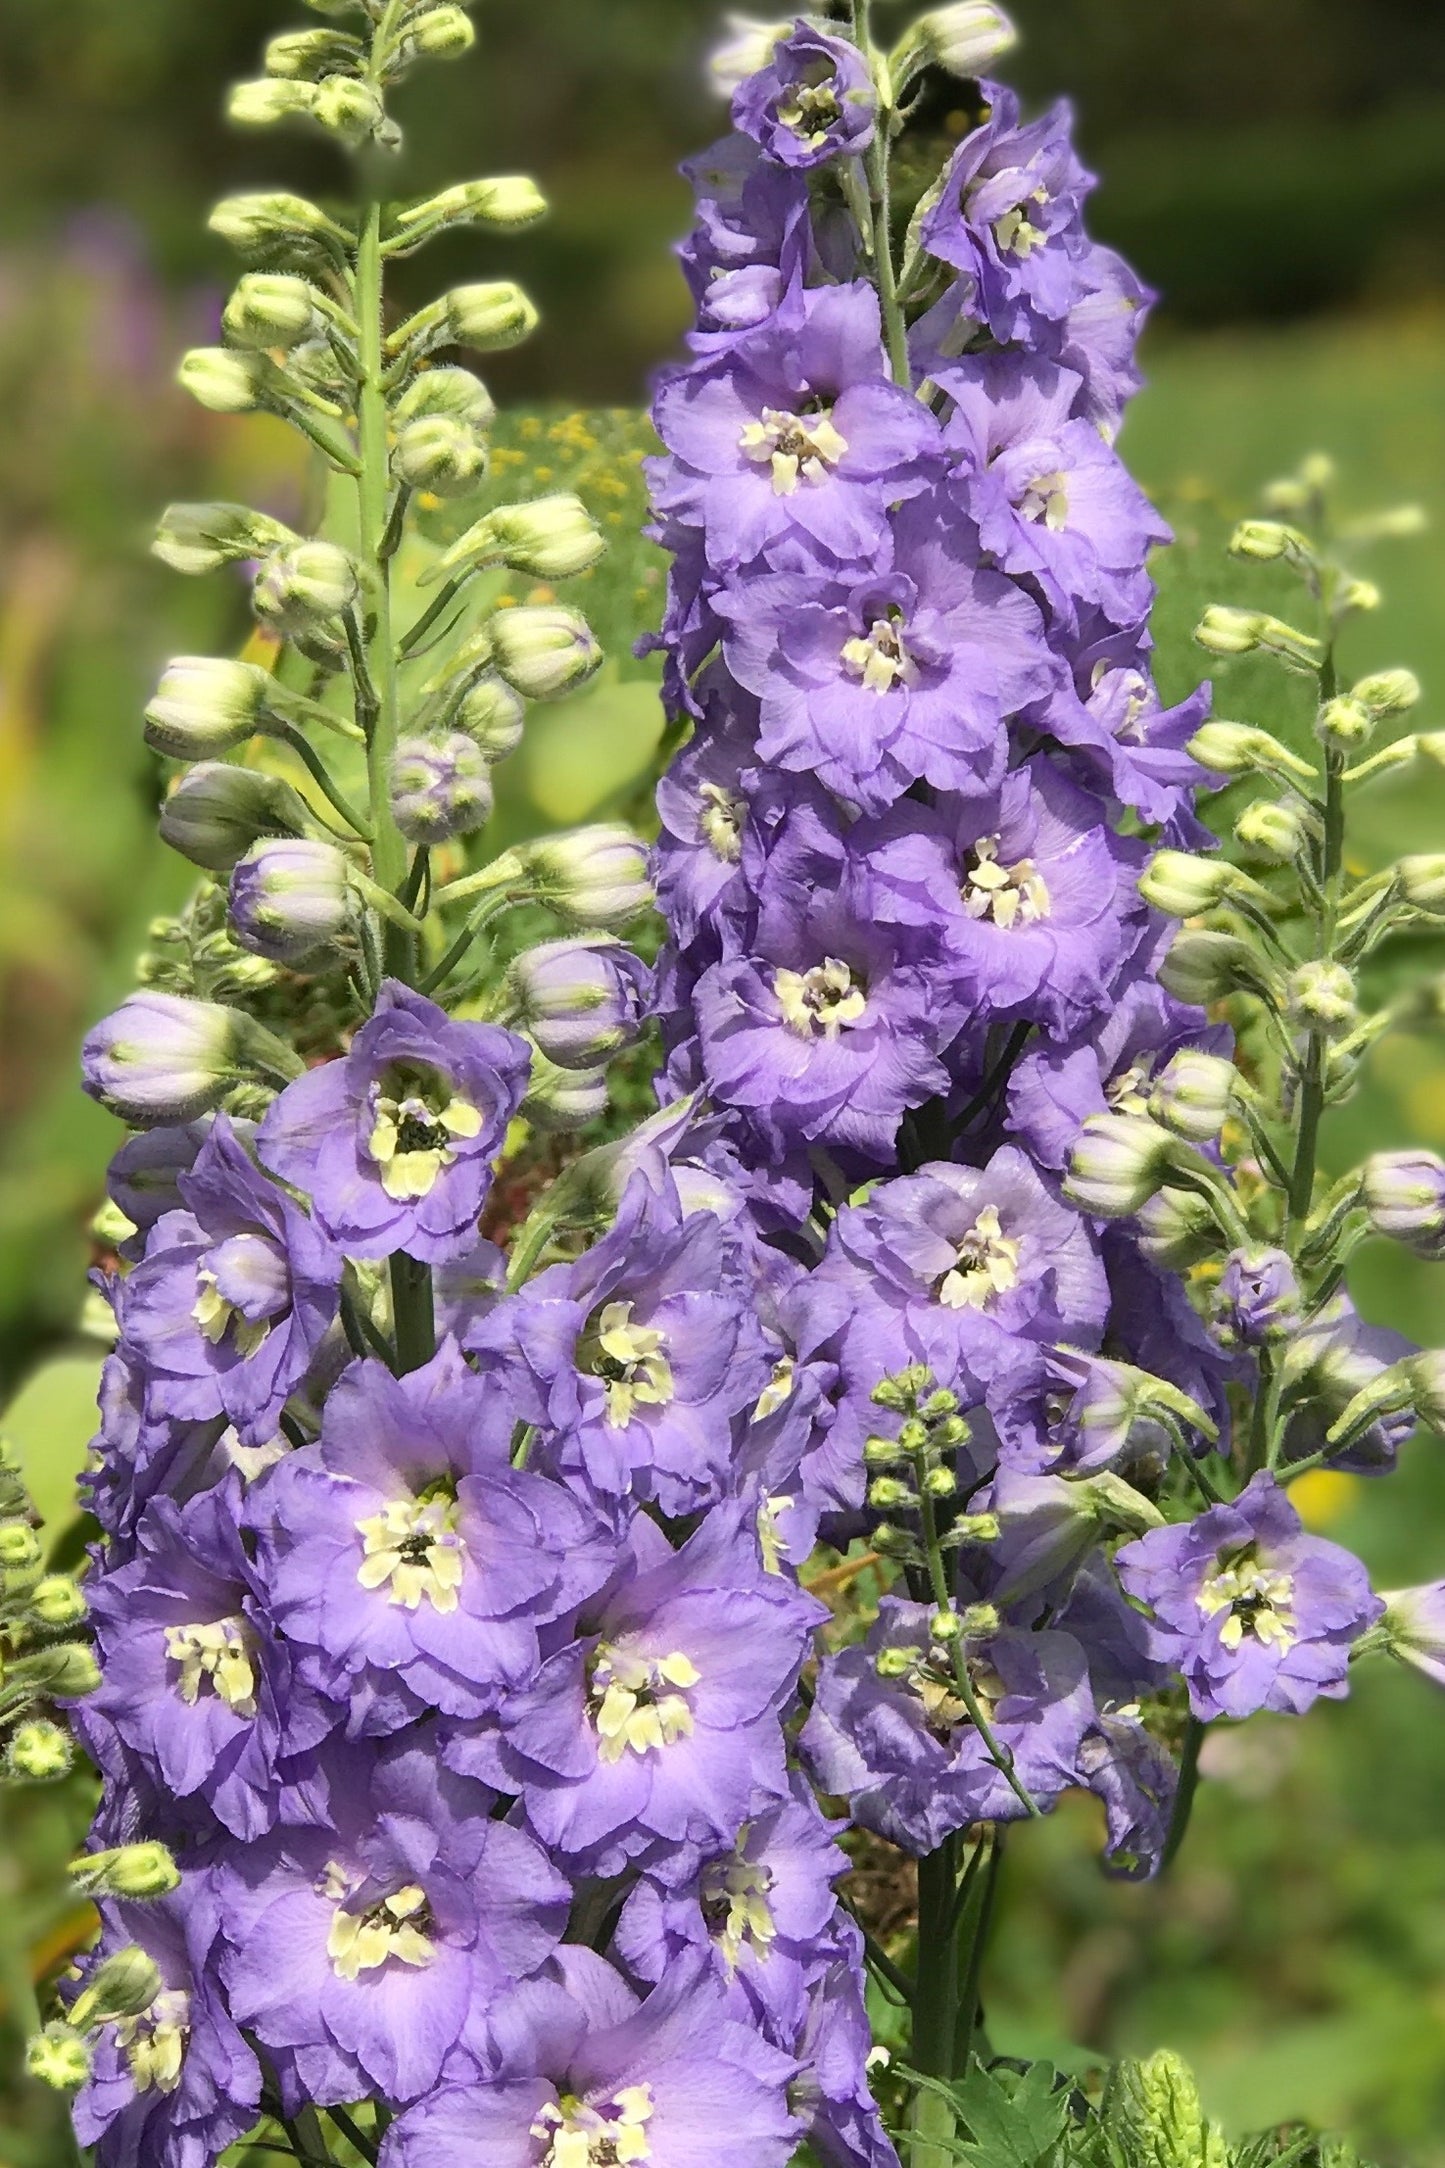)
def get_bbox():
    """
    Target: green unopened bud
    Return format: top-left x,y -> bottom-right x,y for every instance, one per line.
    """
491,606 -> 604,701
896,1417 -> 929,1453
222,273 -> 322,350
70,1948 -> 165,2034
252,540 -> 360,636
178,346 -> 276,414
868,1475 -> 913,1510
393,176 -> 548,244
455,677 -> 527,763
870,1522 -> 918,1562
313,73 -> 389,143
957,1600 -> 1001,1637
404,6 -> 477,57
27,1575 -> 89,1630
229,78 -> 319,128
1186,719 -> 1315,779
10,1643 -> 101,1700
863,1436 -> 904,1467
1399,856 -> 1445,913
160,764 -> 308,874
874,1645 -> 921,1680
890,4 -> 1017,85
1335,575 -> 1380,618
72,1841 -> 181,1901
5,1719 -> 74,1783
1234,798 -> 1308,862
1194,605 -> 1323,670
426,494 -> 606,587
1158,927 -> 1260,1006
154,501 -> 296,577
392,366 -> 495,494
145,658 -> 276,760
264,27 -> 364,77
1149,1049 -> 1236,1144
209,191 -> 350,262
1229,516 -> 1315,569
1286,958 -> 1358,1036
1137,850 -> 1257,919
929,1608 -> 964,1644
0,1522 -> 42,1573
870,1366 -> 934,1412
920,1387 -> 959,1419
921,1465 -> 957,1498
521,1050 -> 609,1133
1316,694 -> 1373,750
1353,667 -> 1421,719
1065,1112 -> 1177,1218
26,2024 -> 92,2095
399,282 -> 539,356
